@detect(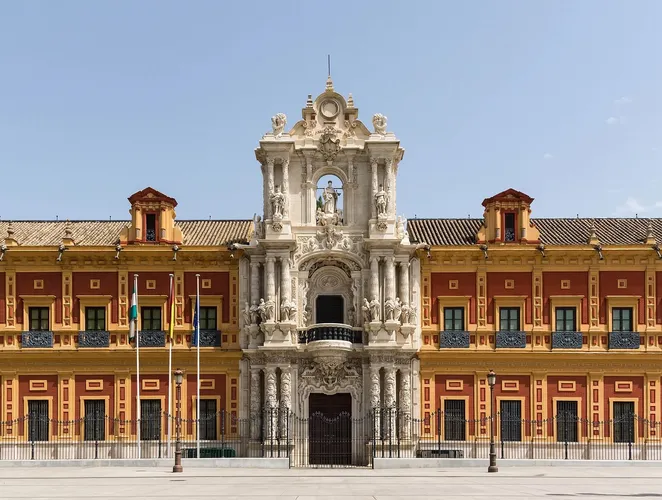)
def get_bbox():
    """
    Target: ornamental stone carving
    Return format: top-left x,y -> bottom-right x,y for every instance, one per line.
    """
242,302 -> 251,327
271,113 -> 287,137
258,297 -> 275,322
372,113 -> 387,135
369,297 -> 381,322
317,126 -> 341,161
249,300 -> 260,325
298,359 -> 362,412
270,186 -> 285,219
